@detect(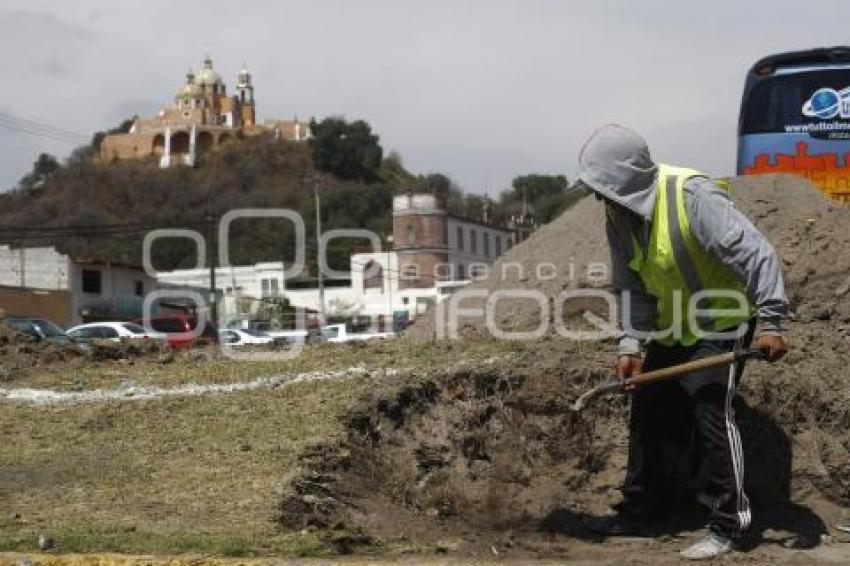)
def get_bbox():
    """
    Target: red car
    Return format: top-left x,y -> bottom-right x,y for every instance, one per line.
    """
133,315 -> 218,349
